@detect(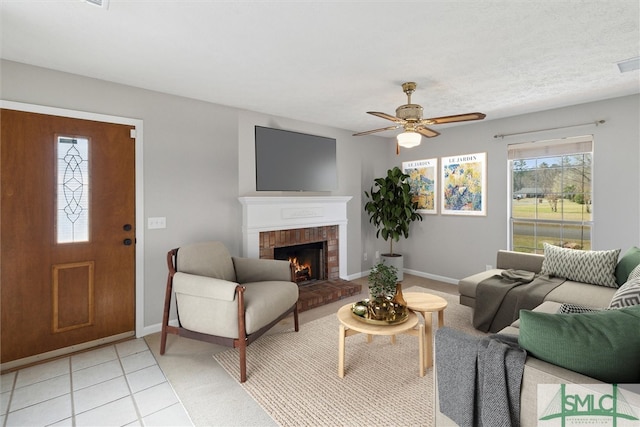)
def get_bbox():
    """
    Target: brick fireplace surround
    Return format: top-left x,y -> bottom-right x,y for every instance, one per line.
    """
258,225 -> 361,311
239,196 -> 361,312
